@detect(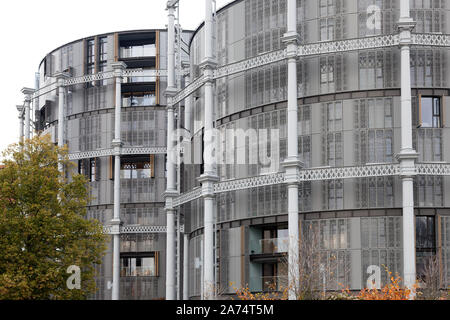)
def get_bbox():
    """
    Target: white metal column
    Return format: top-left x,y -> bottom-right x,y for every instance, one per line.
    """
184,71 -> 193,134
111,61 -> 126,301
55,73 -> 69,173
183,233 -> 189,300
198,0 -> 219,300
282,0 -> 302,300
165,0 -> 180,301
21,88 -> 34,140
16,105 -> 24,142
397,0 -> 418,297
